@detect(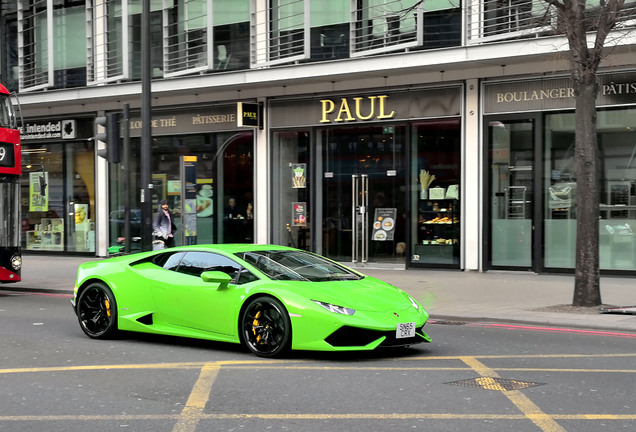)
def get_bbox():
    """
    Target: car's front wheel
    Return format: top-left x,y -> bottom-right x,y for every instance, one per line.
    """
241,296 -> 291,358
76,282 -> 118,339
